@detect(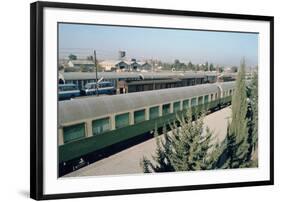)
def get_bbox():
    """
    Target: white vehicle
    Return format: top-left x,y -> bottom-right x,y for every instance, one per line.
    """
81,81 -> 115,96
